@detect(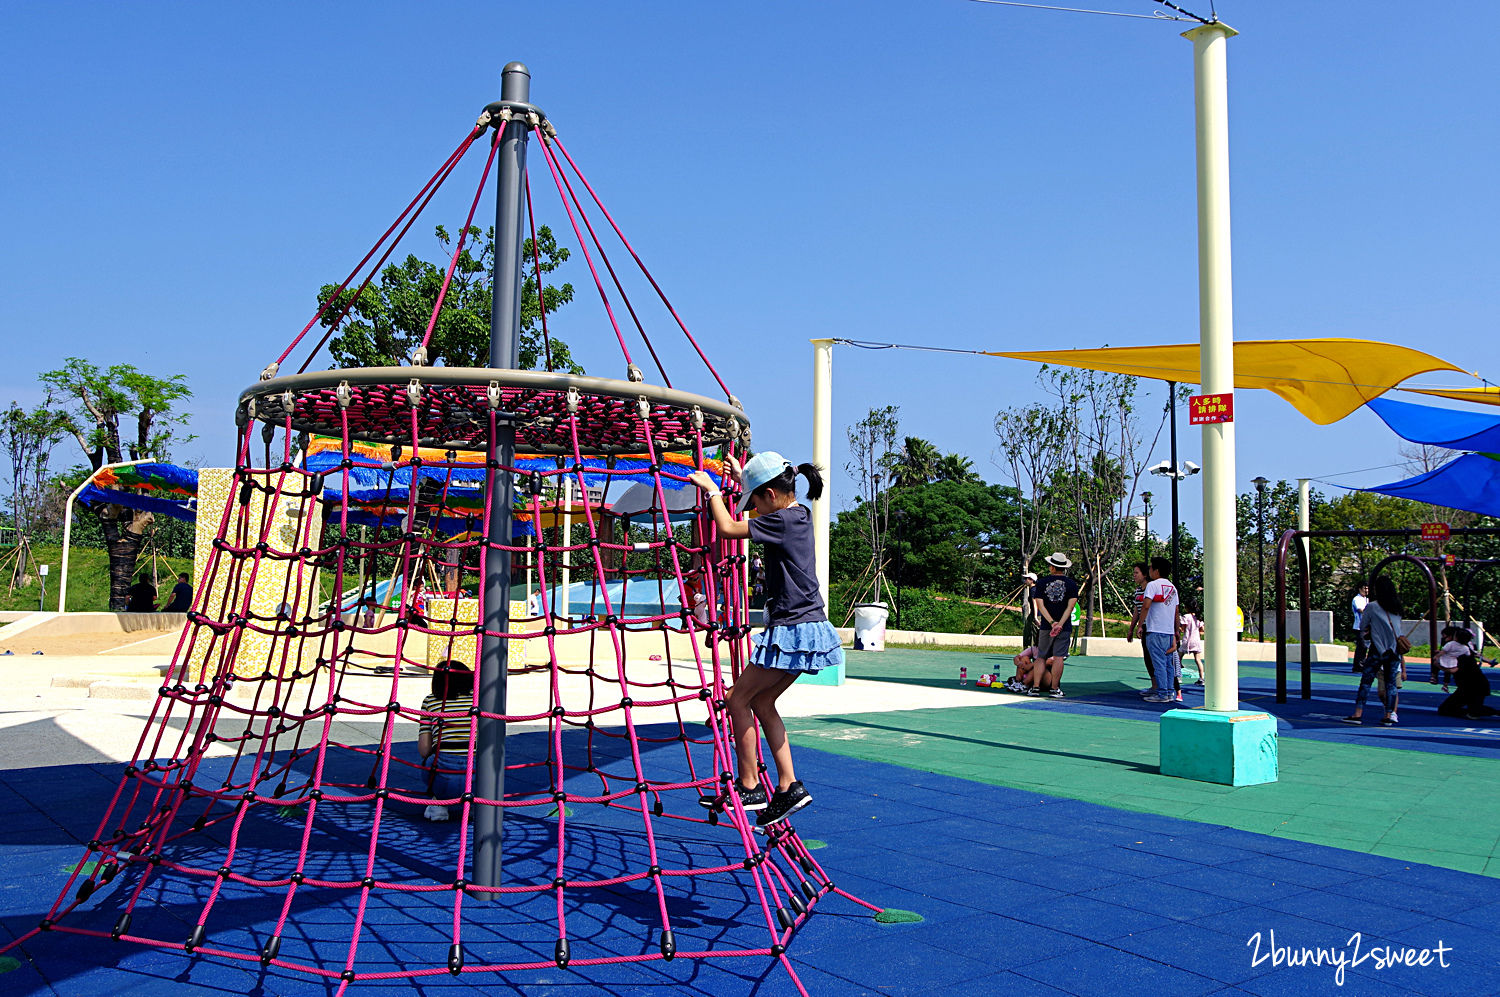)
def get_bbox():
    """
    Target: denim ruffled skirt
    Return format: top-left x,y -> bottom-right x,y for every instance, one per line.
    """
750,620 -> 845,674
